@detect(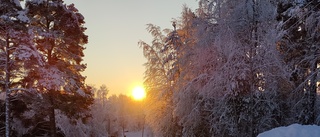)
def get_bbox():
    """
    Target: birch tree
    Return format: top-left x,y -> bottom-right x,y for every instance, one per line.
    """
139,22 -> 184,136
0,0 -> 41,136
277,0 -> 320,125
183,0 -> 291,136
